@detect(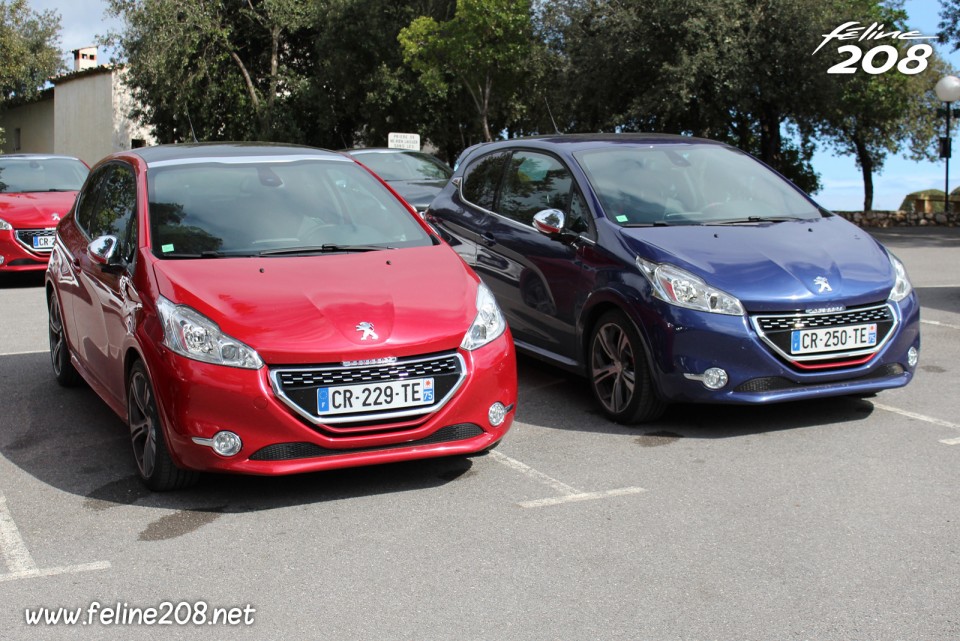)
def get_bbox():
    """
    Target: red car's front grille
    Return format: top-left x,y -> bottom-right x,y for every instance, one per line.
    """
14,228 -> 56,253
269,352 -> 466,434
